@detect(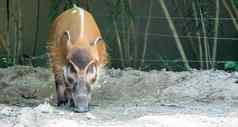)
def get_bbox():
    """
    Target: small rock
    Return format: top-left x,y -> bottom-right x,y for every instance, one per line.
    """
86,113 -> 96,120
34,103 -> 53,113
